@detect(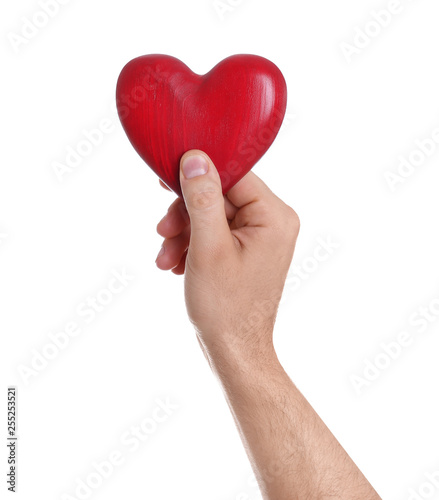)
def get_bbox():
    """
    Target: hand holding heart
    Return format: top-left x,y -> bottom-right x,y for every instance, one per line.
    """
156,149 -> 300,356
117,53 -> 296,351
